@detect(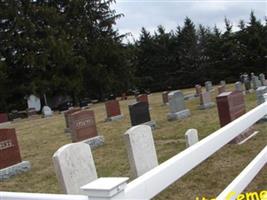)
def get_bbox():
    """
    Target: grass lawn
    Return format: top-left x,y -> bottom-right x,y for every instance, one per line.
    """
0,84 -> 266,200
